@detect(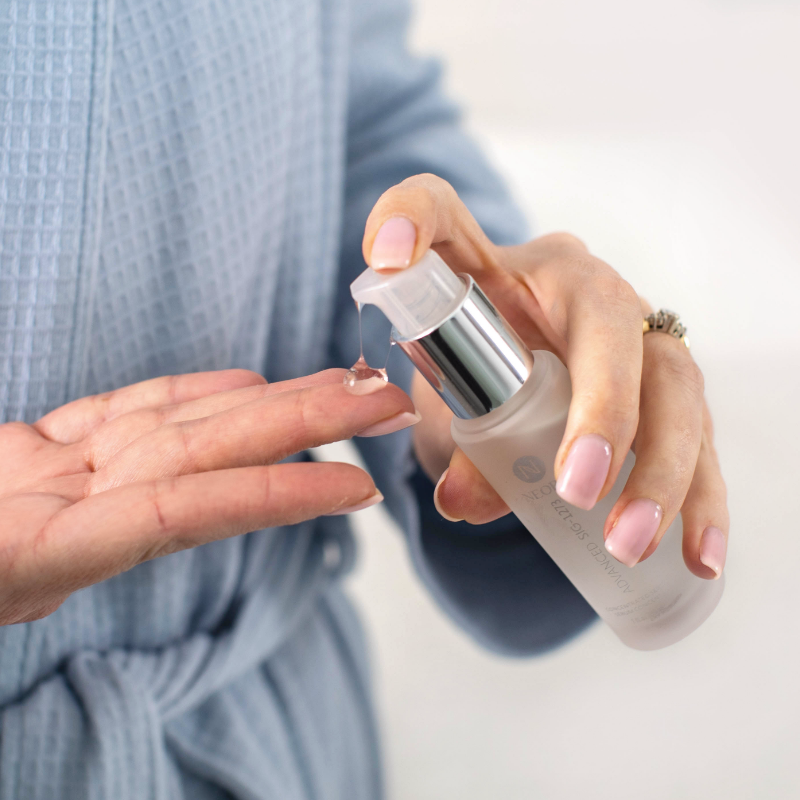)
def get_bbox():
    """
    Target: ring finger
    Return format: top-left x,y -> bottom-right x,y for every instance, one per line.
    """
603,332 -> 705,567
